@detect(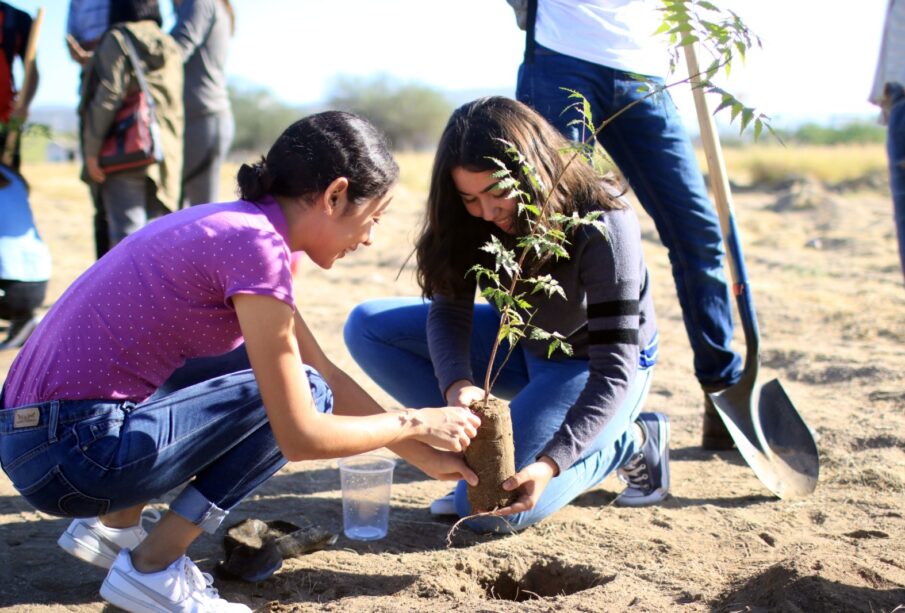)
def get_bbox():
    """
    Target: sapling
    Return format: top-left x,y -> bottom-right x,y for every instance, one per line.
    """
463,141 -> 607,511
